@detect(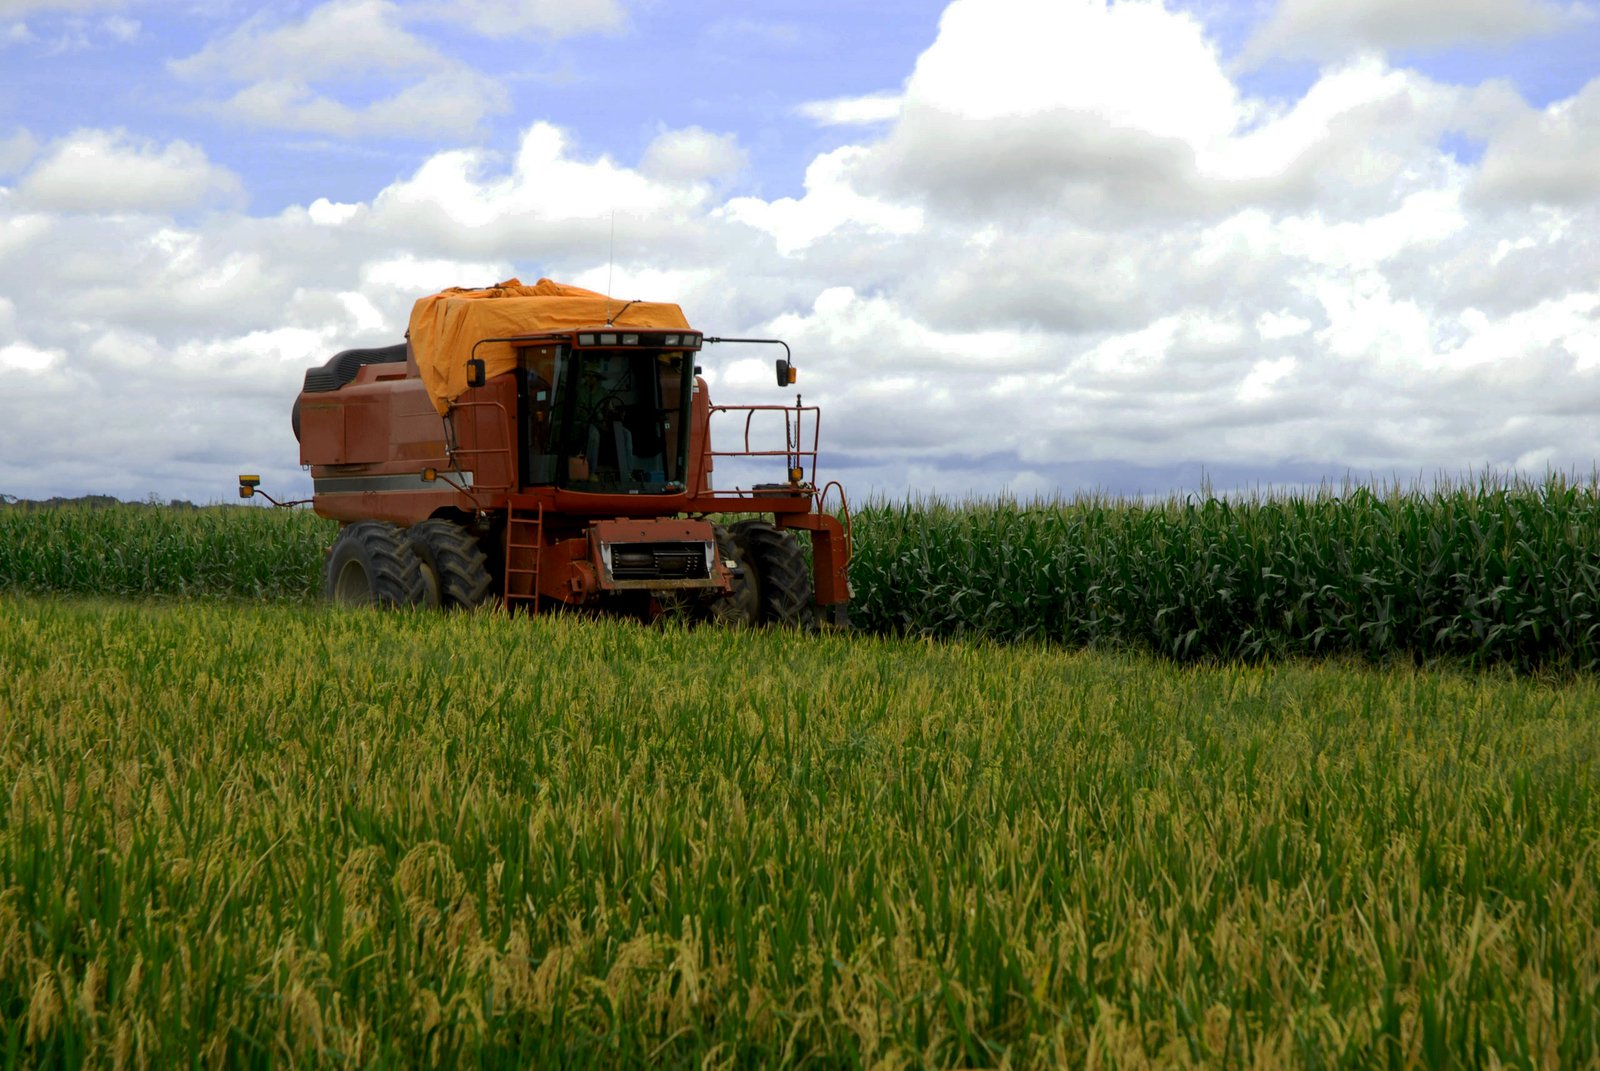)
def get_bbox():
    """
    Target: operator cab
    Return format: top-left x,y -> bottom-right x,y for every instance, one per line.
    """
515,330 -> 701,495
